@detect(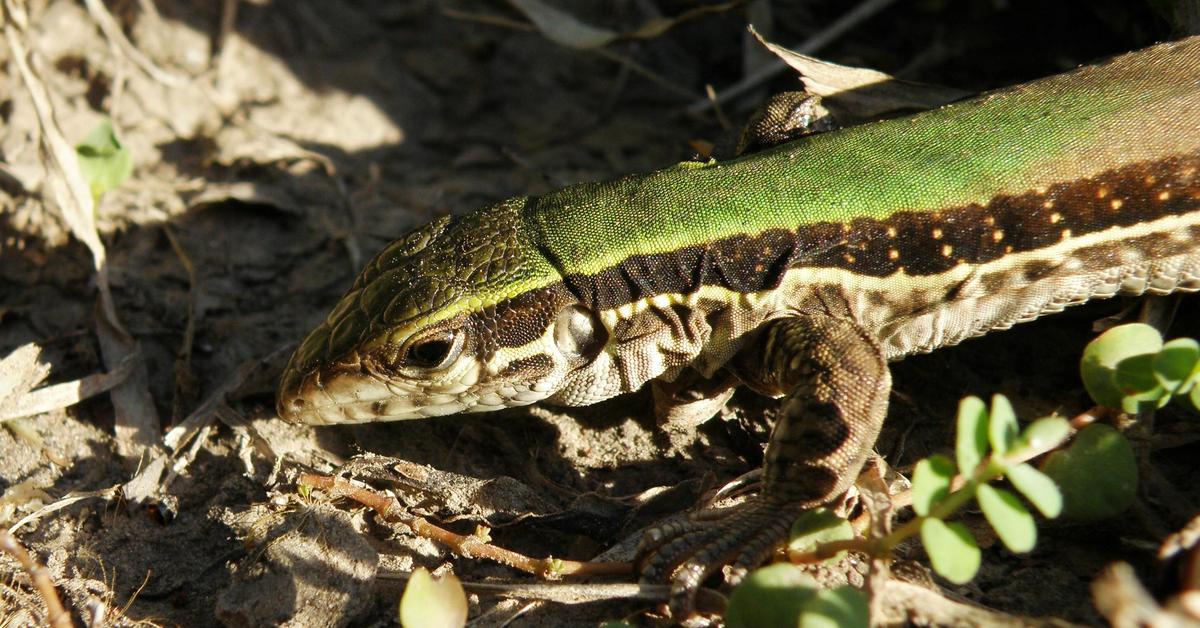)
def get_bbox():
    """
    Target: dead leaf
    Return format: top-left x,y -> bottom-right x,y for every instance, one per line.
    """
751,25 -> 970,121
507,0 -> 617,49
